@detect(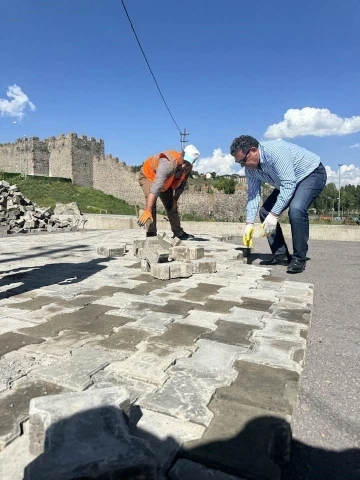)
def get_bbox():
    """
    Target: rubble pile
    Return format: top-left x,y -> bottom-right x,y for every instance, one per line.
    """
0,181 -> 77,235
